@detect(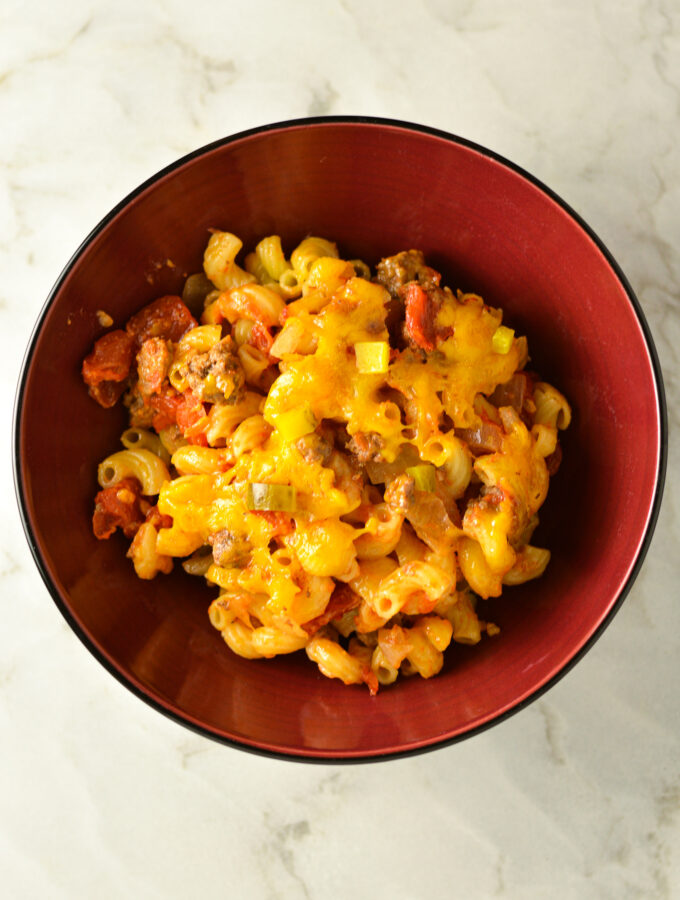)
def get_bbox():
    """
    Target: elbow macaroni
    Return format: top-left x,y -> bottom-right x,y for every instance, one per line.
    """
98,449 -> 170,496
84,232 -> 570,693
